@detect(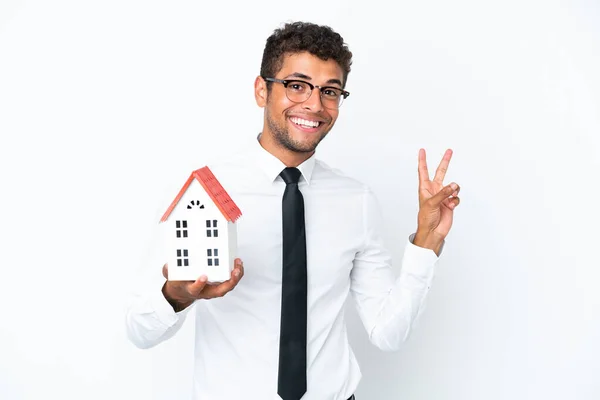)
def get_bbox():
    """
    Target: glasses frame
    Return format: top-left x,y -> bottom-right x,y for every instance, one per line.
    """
262,77 -> 350,109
